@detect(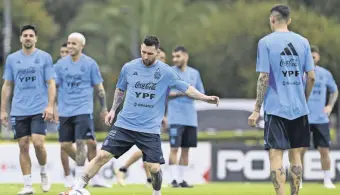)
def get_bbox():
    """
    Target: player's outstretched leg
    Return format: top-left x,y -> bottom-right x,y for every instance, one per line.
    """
87,139 -> 111,188
269,149 -> 286,195
75,139 -> 87,179
116,150 -> 143,186
288,149 -> 302,195
32,134 -> 51,193
318,147 -> 336,188
146,162 -> 163,195
18,136 -> 34,195
60,145 -> 76,188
